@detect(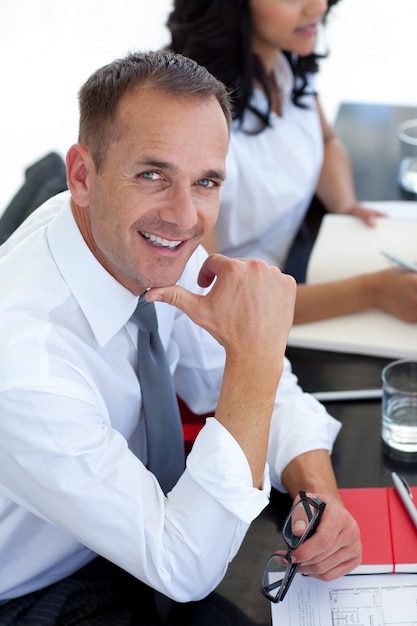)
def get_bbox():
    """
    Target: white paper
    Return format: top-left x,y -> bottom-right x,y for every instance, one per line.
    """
288,201 -> 417,358
271,572 -> 417,626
